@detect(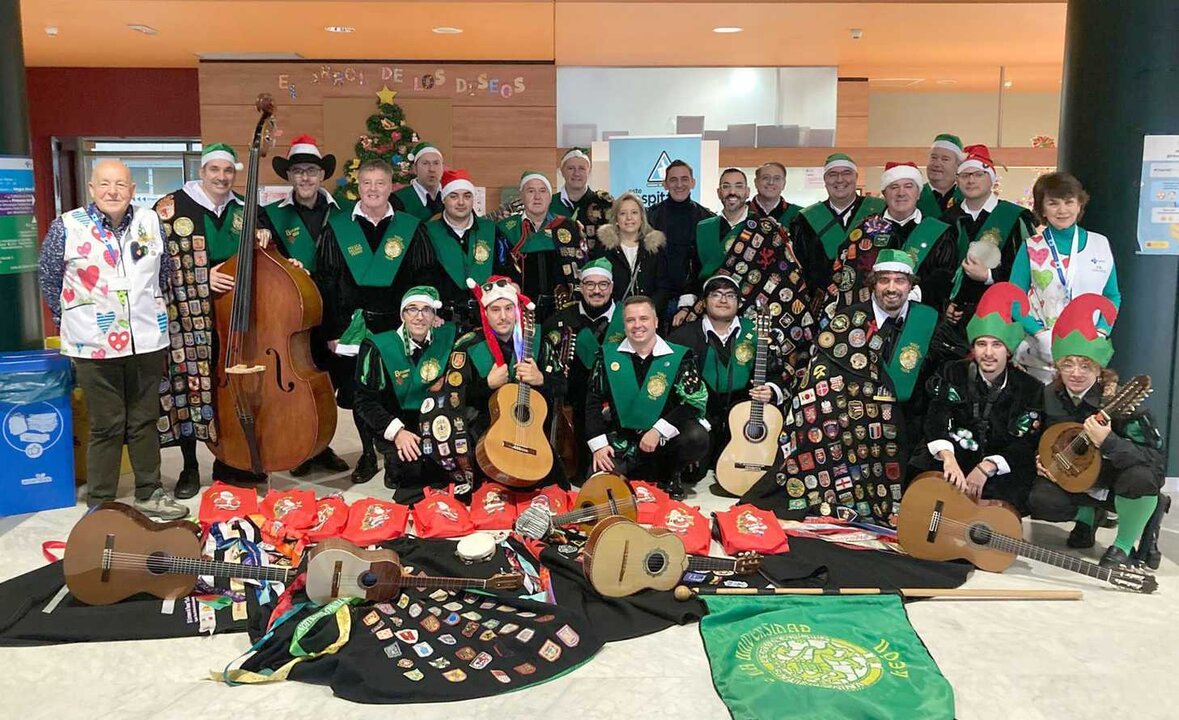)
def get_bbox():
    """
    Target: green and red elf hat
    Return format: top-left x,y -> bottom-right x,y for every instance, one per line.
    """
1051,293 -> 1118,367
966,282 -> 1028,352
466,276 -> 535,368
